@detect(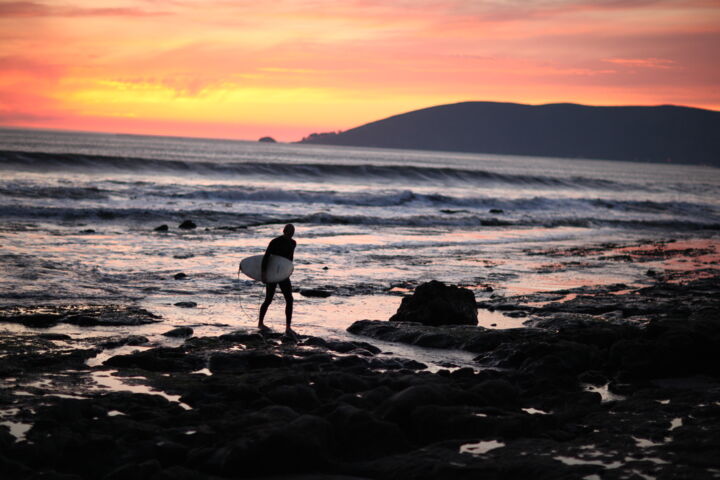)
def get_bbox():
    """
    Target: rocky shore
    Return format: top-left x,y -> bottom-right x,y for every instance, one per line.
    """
2,276 -> 720,479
